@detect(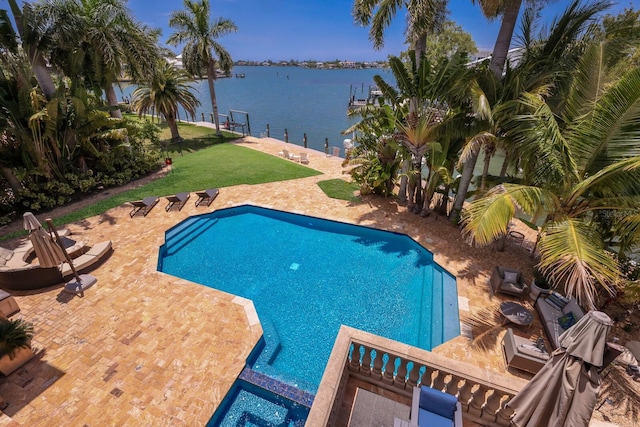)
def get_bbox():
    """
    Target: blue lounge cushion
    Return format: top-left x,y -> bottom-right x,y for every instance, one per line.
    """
418,407 -> 455,427
419,386 -> 457,420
